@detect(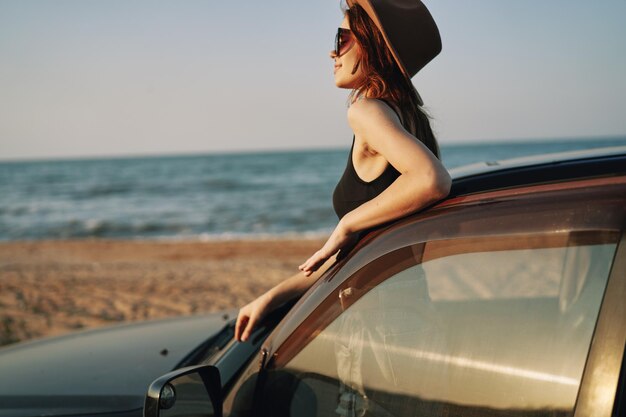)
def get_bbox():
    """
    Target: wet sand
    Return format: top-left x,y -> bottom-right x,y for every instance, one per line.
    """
0,238 -> 324,346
